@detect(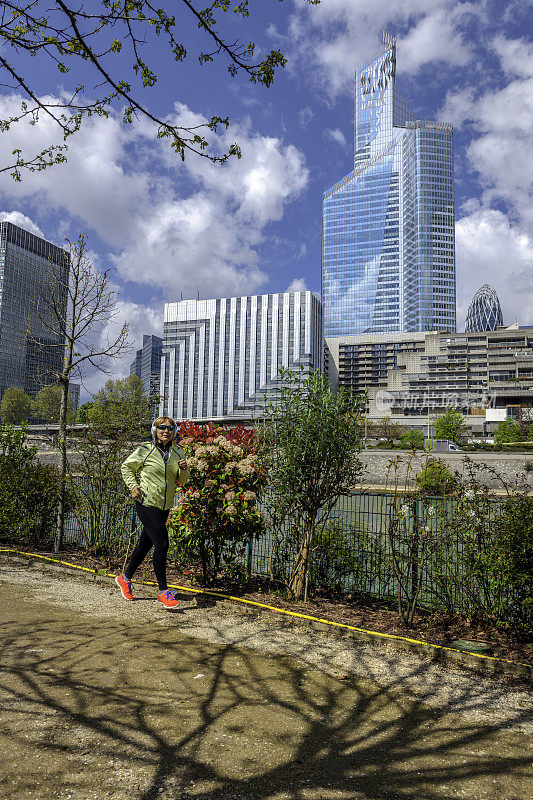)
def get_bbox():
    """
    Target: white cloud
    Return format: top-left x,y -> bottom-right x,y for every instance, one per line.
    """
298,107 -> 313,127
0,96 -> 309,301
80,299 -> 163,398
324,128 -> 348,147
288,0 -> 478,97
456,209 -> 533,329
0,210 -> 43,237
286,278 -> 307,292
441,37 -> 533,237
